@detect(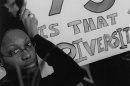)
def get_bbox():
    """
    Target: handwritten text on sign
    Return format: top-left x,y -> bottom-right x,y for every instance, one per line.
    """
27,0 -> 130,65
